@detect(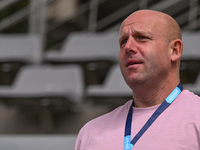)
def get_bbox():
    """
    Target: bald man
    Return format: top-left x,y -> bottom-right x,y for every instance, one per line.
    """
74,10 -> 200,150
